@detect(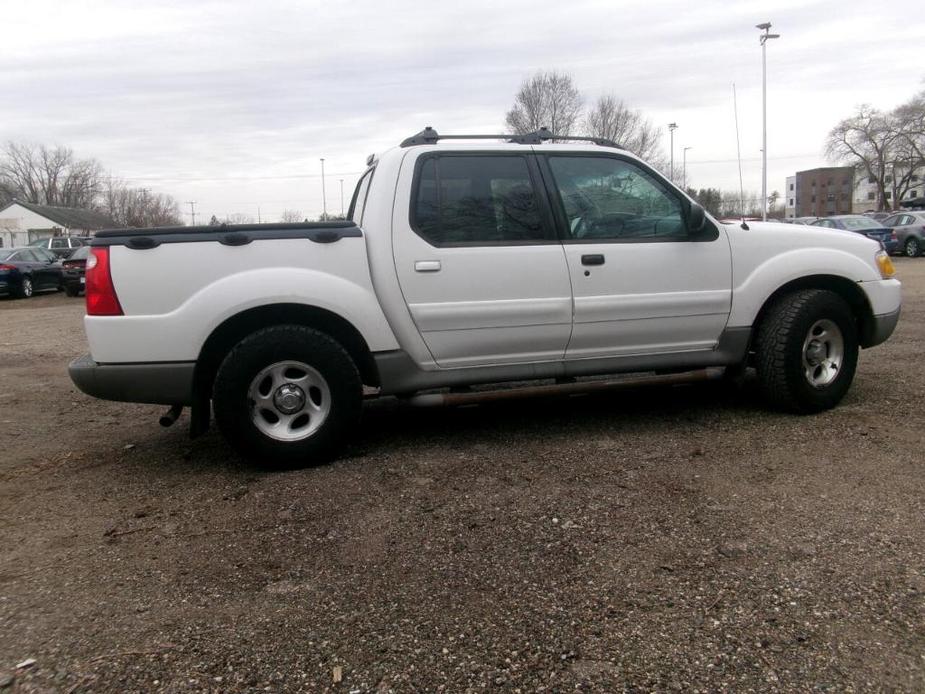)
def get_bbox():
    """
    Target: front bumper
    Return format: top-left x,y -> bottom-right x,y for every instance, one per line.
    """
862,308 -> 901,348
69,354 -> 195,405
